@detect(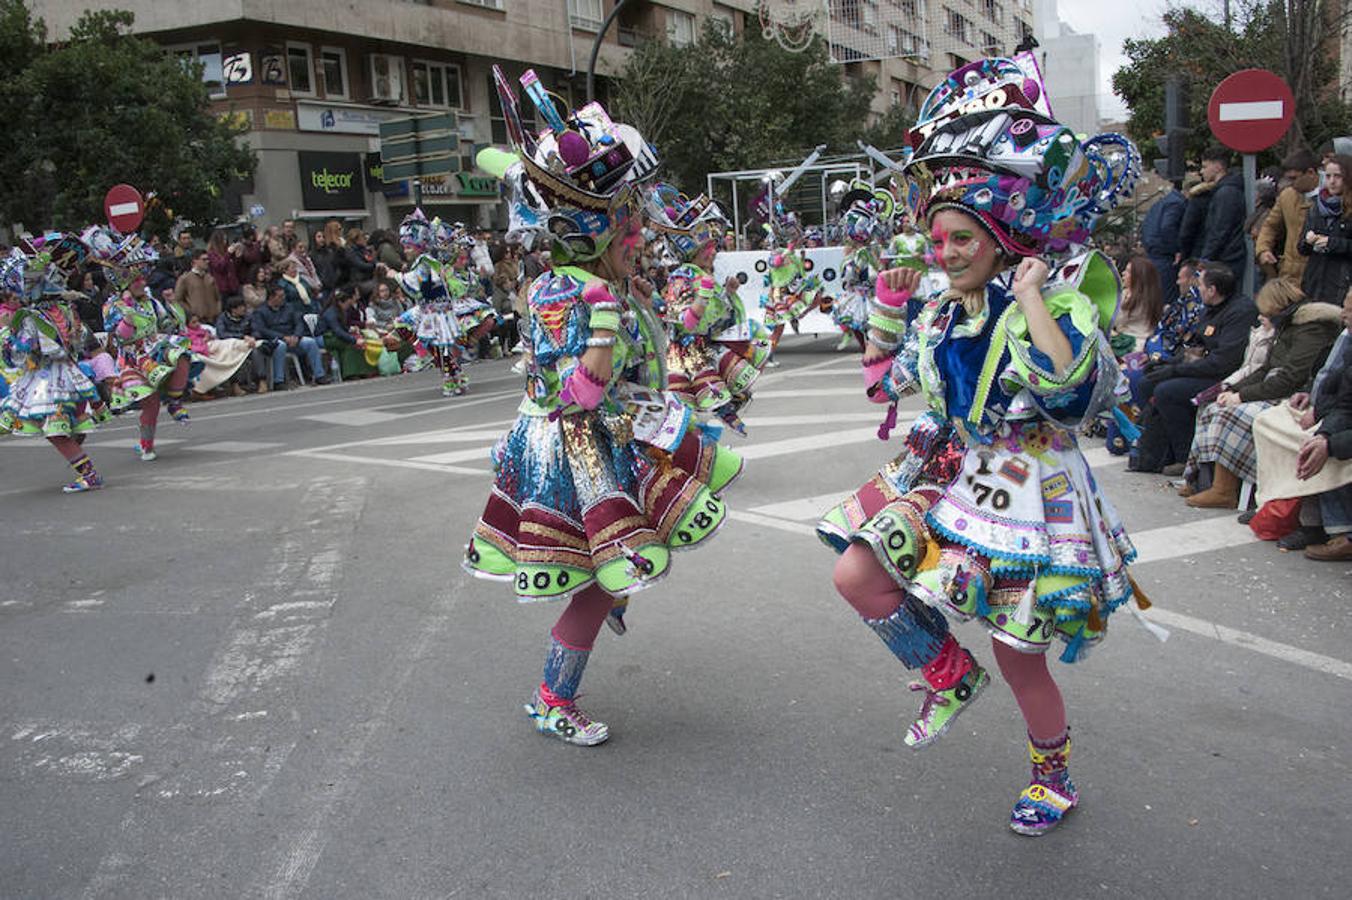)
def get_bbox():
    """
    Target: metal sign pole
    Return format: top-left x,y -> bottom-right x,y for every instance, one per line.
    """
1242,153 -> 1256,296
413,178 -> 423,210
